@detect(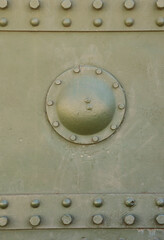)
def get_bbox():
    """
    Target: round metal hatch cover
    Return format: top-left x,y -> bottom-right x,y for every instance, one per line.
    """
46,65 -> 126,145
